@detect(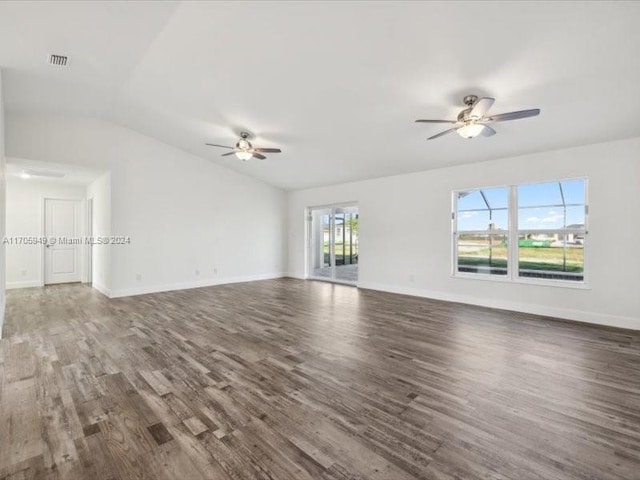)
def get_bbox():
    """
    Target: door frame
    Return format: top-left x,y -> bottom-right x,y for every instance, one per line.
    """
305,201 -> 359,286
86,197 -> 94,284
40,196 -> 89,286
